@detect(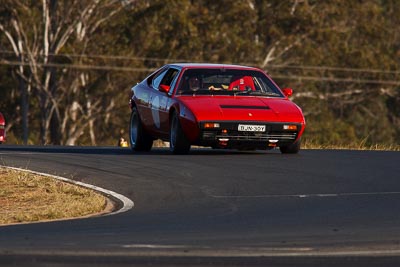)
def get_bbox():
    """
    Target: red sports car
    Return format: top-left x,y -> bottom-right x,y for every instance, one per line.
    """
128,63 -> 305,154
0,112 -> 5,144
